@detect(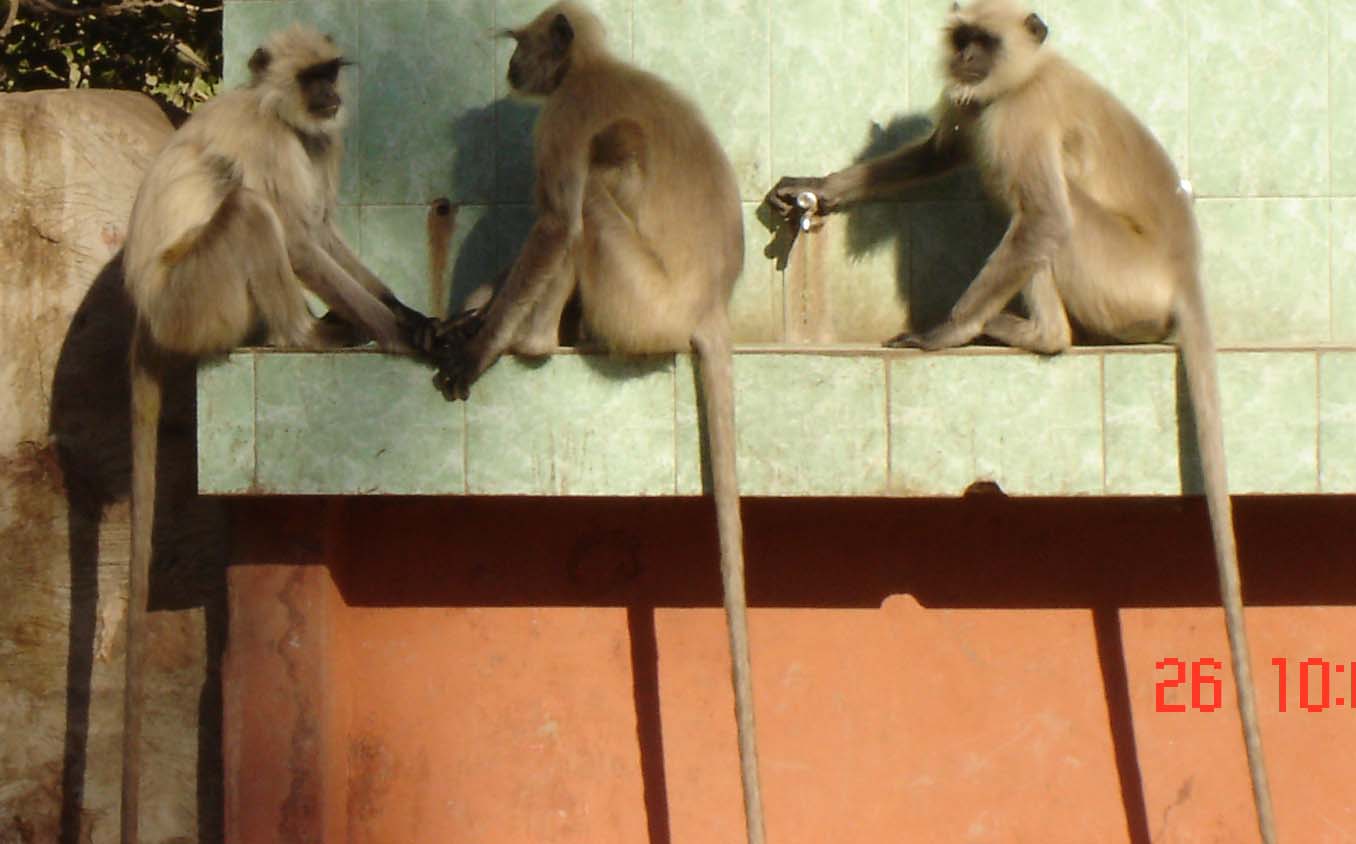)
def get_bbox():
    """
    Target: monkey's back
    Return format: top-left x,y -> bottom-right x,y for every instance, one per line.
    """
540,59 -> 744,304
977,53 -> 1195,258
